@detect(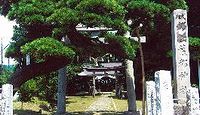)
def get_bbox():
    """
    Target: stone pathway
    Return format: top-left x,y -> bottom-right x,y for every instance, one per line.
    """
85,94 -> 116,113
